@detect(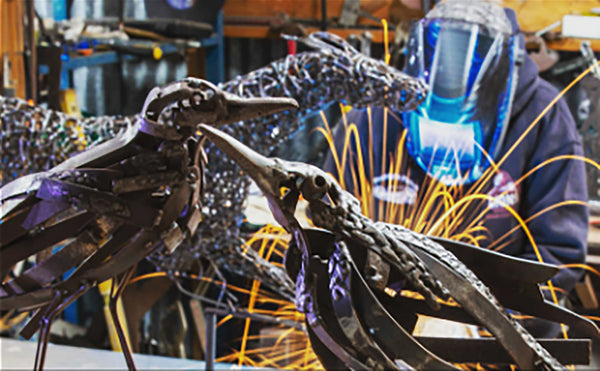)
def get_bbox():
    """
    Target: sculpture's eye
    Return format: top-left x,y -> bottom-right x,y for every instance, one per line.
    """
300,174 -> 328,201
198,86 -> 215,101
